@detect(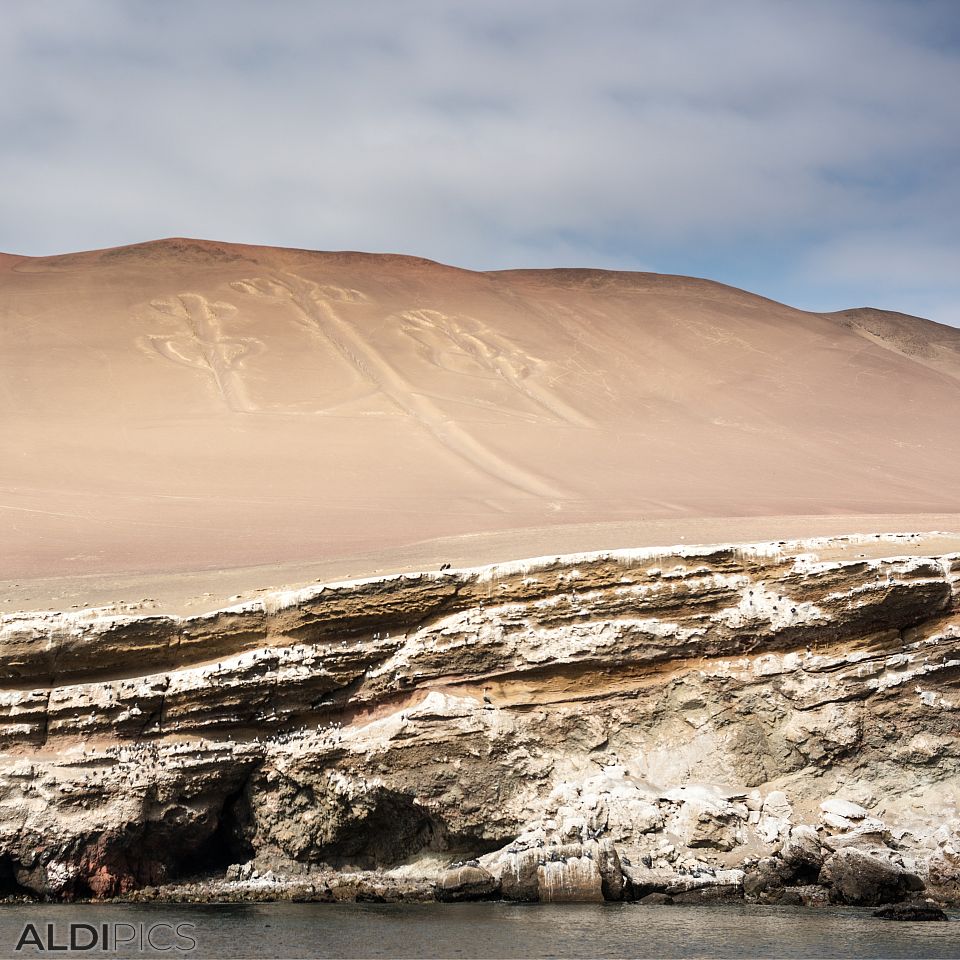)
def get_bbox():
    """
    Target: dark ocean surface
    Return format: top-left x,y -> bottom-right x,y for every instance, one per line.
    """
0,901 -> 956,959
